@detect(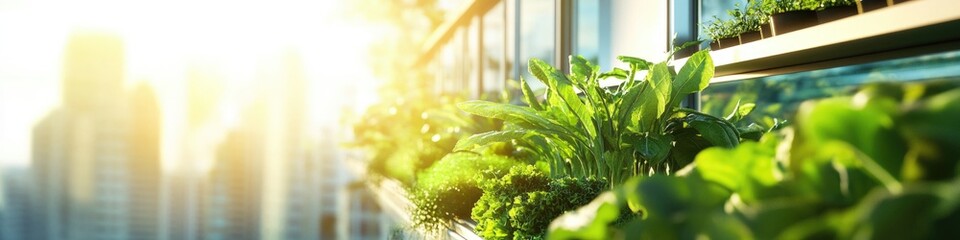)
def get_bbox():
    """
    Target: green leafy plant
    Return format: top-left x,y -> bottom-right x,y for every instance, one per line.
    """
819,0 -> 857,8
410,152 -> 520,232
456,50 -> 752,186
472,165 -> 608,240
762,0 -> 820,13
731,3 -> 763,33
703,16 -> 741,40
352,94 -> 503,184
548,83 -> 960,239
747,0 -> 772,25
